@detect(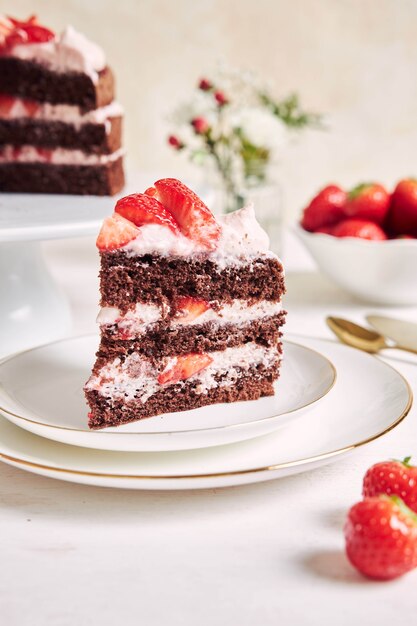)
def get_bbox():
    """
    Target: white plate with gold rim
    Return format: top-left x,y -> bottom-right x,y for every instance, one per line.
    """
0,337 -> 411,490
0,336 -> 335,452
